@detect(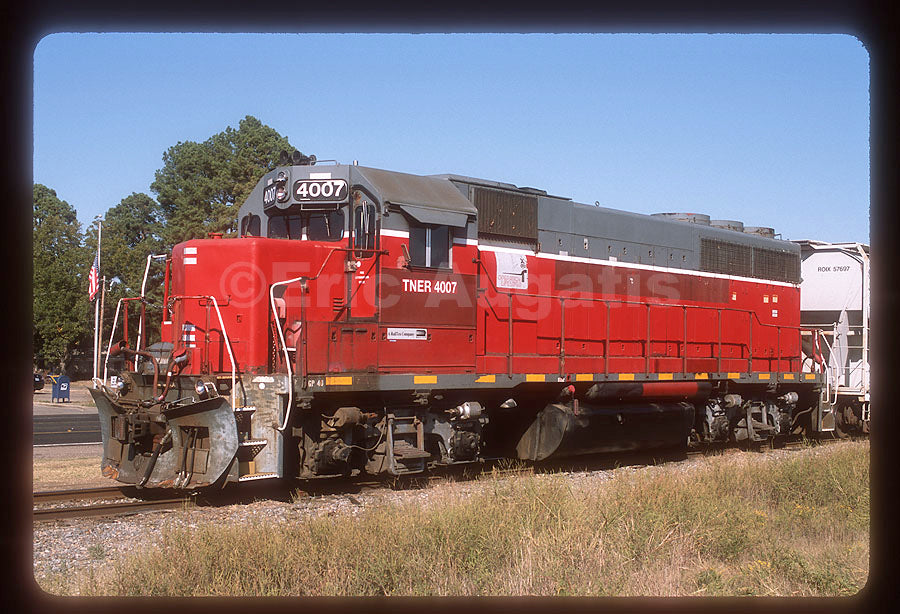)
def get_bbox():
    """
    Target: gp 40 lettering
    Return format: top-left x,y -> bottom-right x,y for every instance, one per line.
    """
293,179 -> 348,202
